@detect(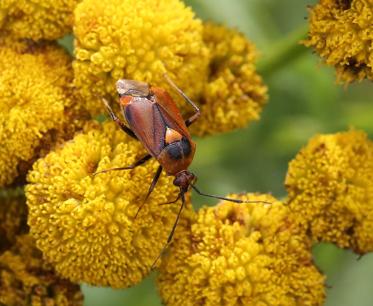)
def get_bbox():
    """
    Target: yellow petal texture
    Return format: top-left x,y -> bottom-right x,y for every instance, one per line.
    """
0,189 -> 28,252
192,23 -> 268,136
157,194 -> 325,306
73,0 -> 209,116
0,0 -> 81,40
0,39 -> 90,187
285,130 -> 373,254
0,234 -> 83,306
304,0 -> 373,83
26,121 -> 192,287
